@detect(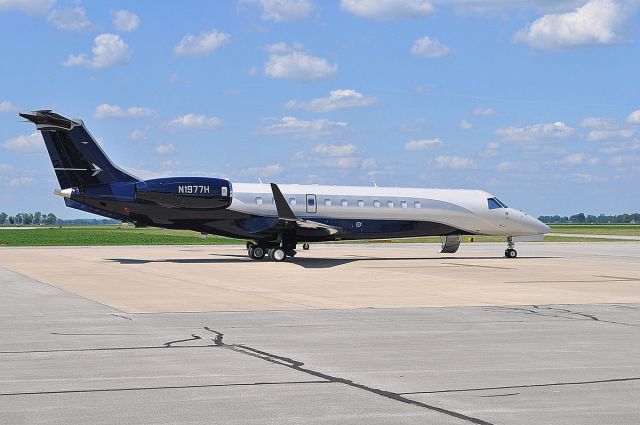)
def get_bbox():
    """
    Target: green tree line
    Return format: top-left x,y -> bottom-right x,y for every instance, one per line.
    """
538,213 -> 640,224
0,211 -> 58,226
